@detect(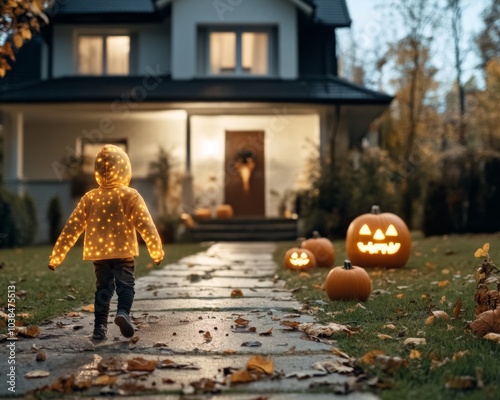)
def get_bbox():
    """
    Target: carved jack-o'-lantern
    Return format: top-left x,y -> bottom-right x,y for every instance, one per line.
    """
283,247 -> 316,271
346,205 -> 411,269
